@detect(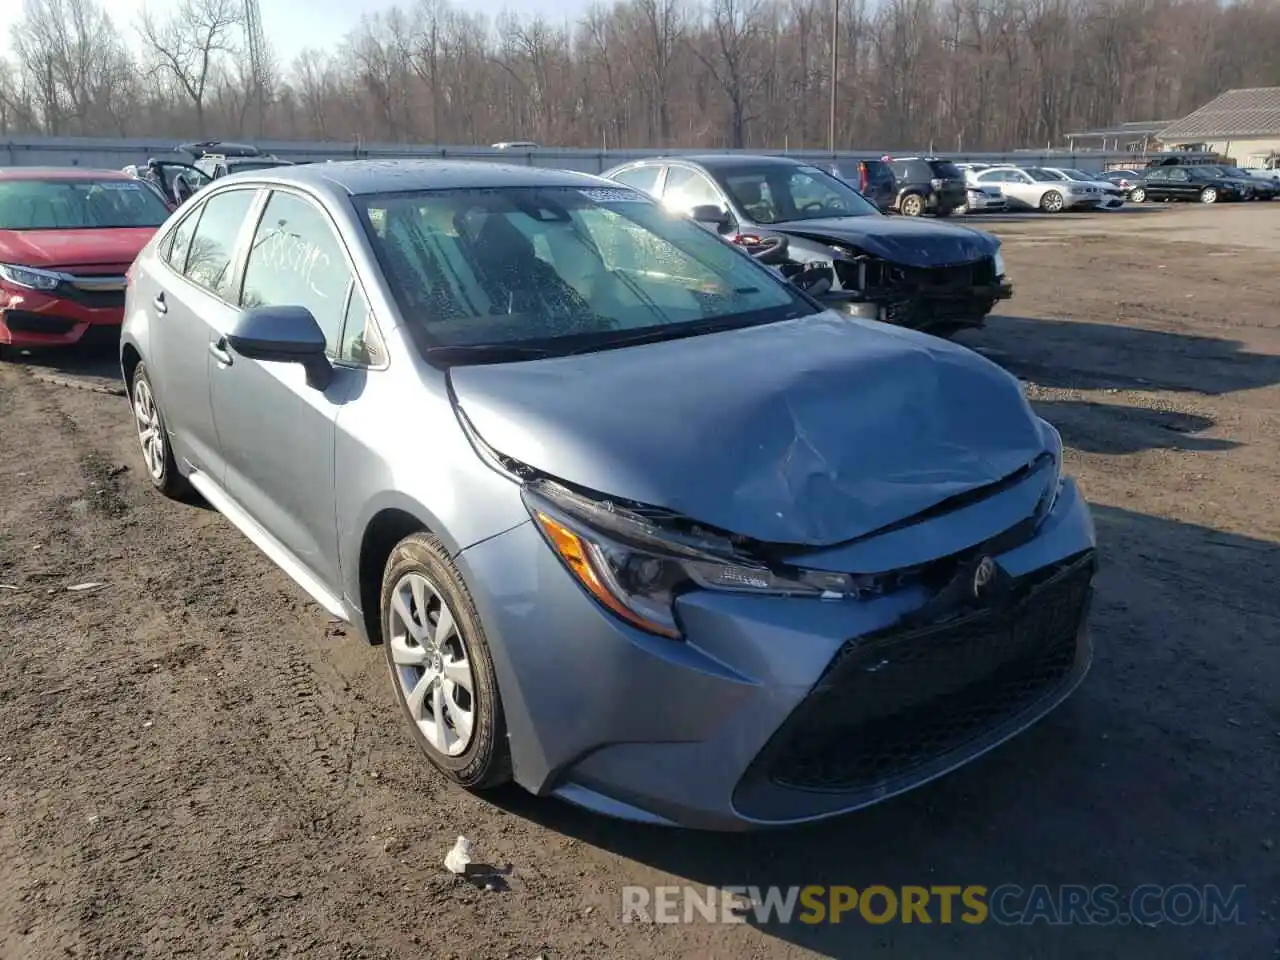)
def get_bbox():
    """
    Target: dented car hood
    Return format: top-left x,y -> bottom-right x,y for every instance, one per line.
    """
768,216 -> 998,268
449,312 -> 1046,547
